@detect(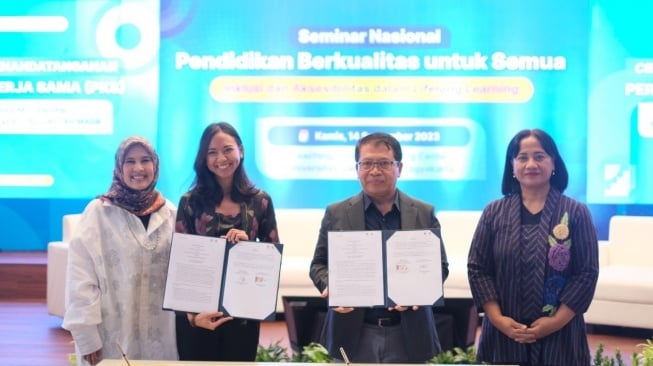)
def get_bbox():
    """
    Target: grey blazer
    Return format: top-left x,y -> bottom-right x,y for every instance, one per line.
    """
309,190 -> 449,362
